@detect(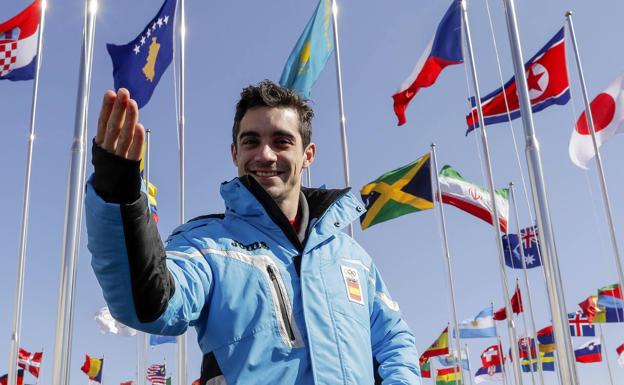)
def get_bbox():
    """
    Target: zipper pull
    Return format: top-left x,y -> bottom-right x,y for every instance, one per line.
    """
267,265 -> 277,280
